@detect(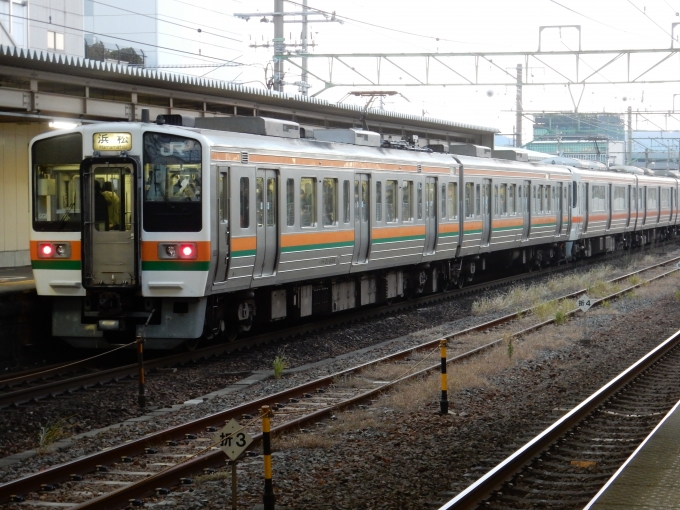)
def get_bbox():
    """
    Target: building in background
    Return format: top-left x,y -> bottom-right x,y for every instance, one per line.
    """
0,0 -> 83,56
